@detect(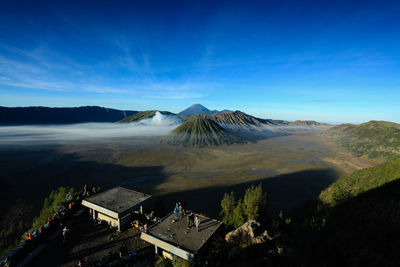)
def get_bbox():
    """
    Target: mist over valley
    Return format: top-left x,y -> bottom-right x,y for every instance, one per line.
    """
0,105 -> 372,219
